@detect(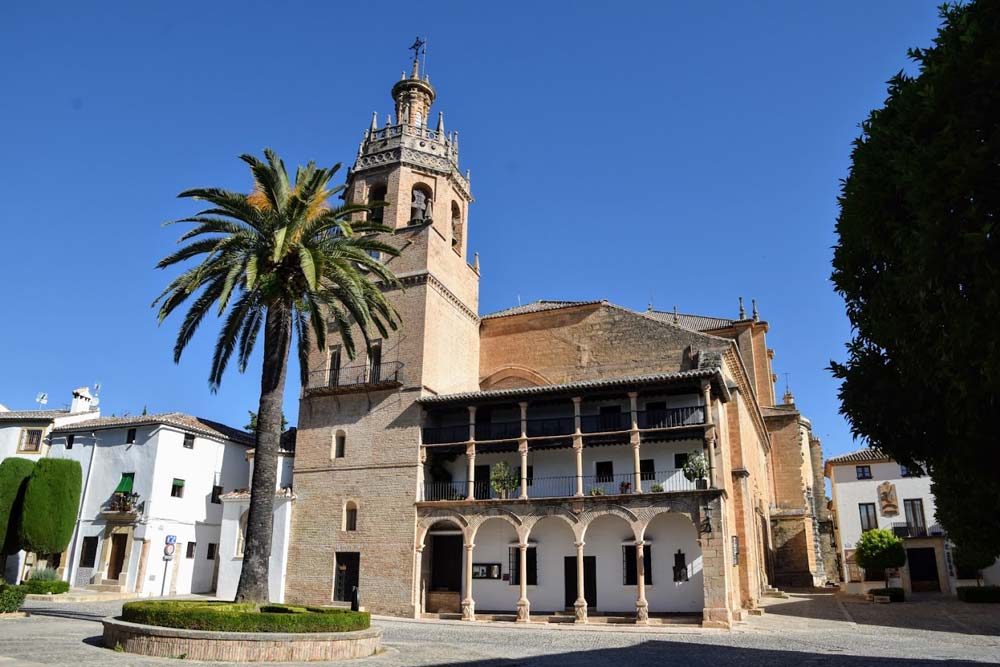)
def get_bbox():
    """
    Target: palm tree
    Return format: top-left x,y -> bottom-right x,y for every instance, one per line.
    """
154,149 -> 399,602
